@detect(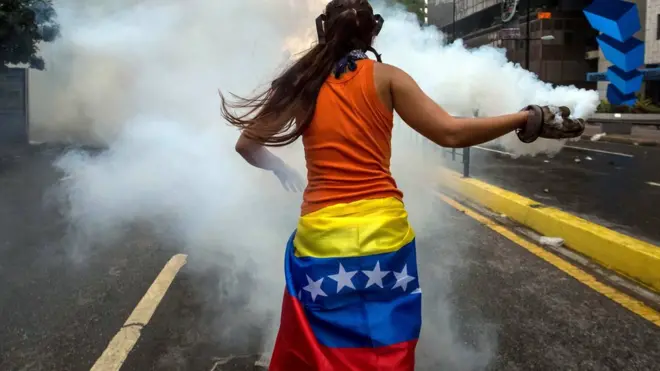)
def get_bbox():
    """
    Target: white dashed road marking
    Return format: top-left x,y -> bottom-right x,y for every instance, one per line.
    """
474,146 -> 514,156
564,145 -> 634,158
